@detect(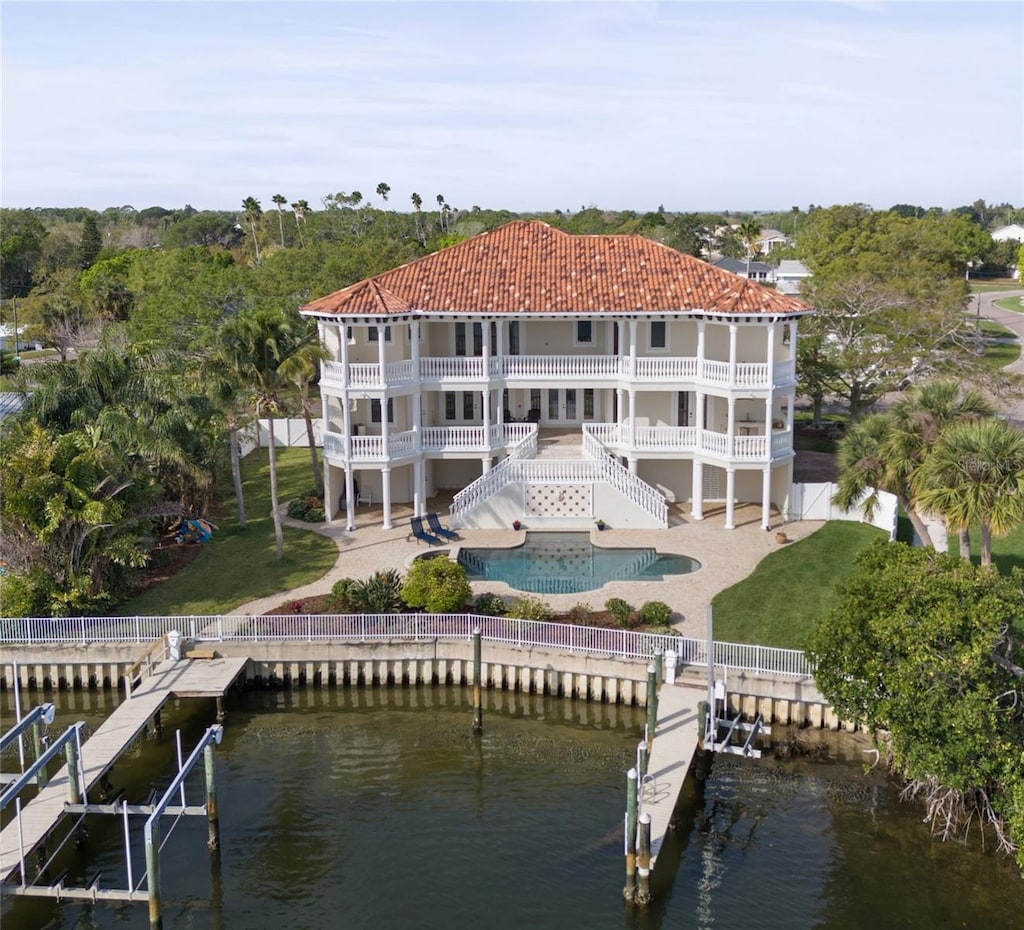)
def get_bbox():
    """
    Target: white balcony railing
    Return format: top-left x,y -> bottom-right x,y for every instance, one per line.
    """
324,423 -> 539,463
324,356 -> 791,391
